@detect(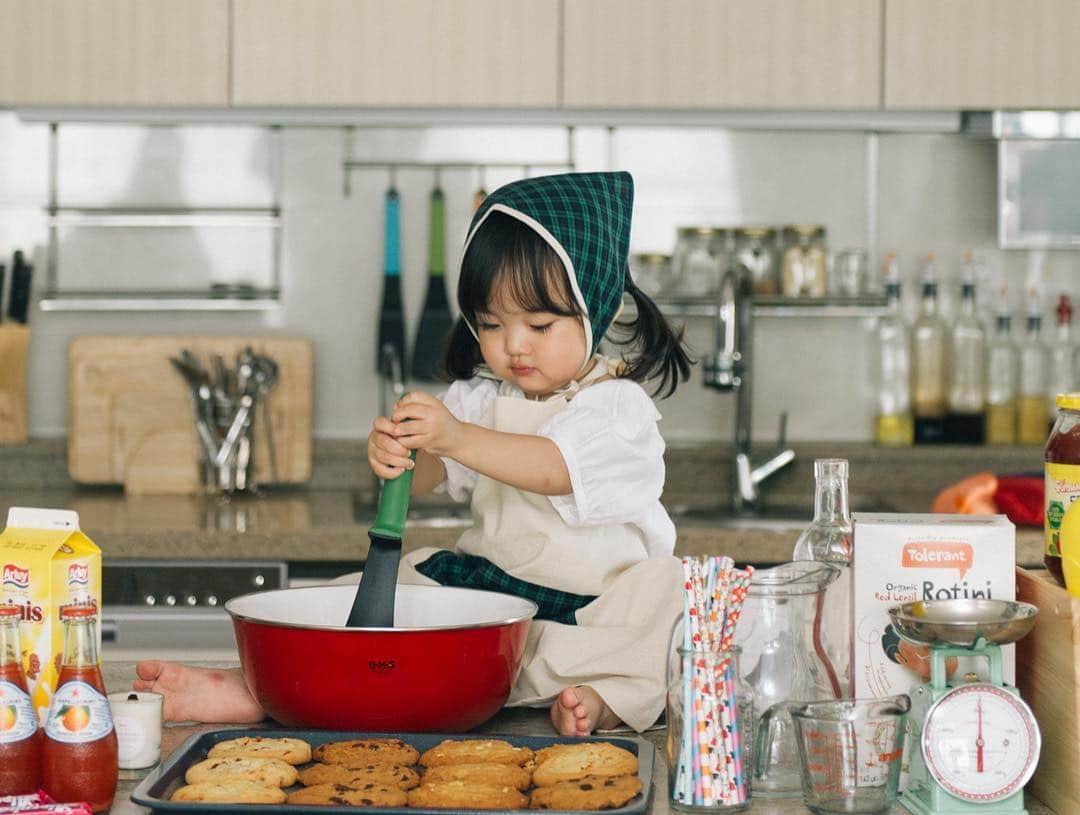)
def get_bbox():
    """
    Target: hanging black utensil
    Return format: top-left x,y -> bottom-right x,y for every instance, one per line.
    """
377,186 -> 408,375
410,186 -> 453,381
346,453 -> 415,628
